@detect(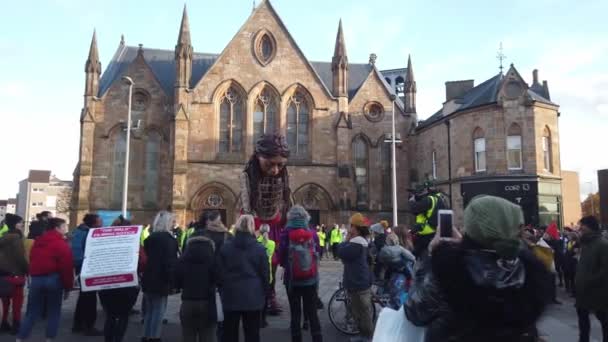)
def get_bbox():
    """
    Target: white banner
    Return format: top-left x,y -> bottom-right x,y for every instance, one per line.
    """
80,225 -> 142,292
